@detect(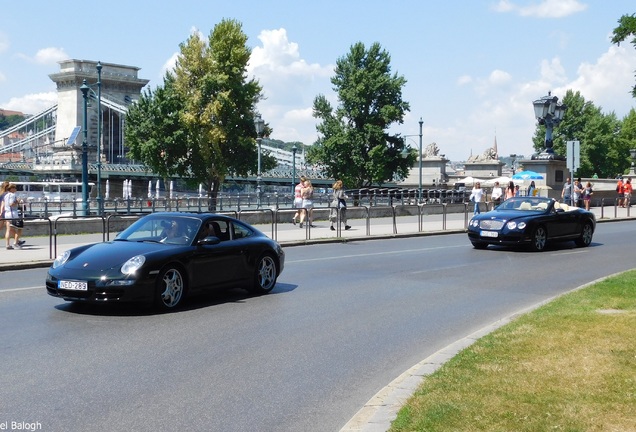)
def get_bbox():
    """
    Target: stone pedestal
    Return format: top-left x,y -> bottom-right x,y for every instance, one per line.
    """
400,156 -> 450,187
517,159 -> 569,199
463,160 -> 504,179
